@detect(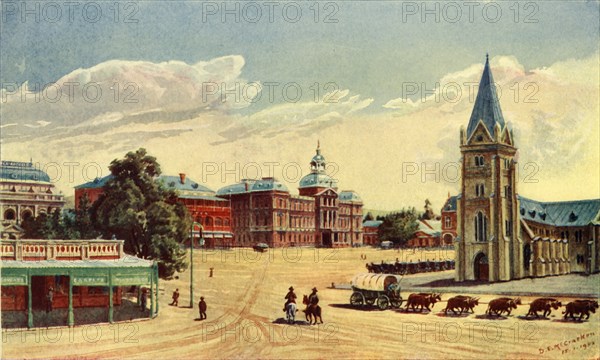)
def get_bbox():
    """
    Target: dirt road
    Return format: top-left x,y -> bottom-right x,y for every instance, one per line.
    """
2,247 -> 599,359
